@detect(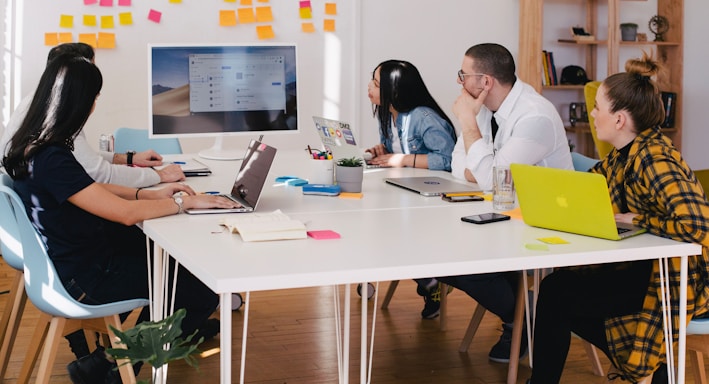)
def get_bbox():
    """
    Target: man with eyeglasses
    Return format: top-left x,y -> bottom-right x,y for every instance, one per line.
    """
439,43 -> 573,365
